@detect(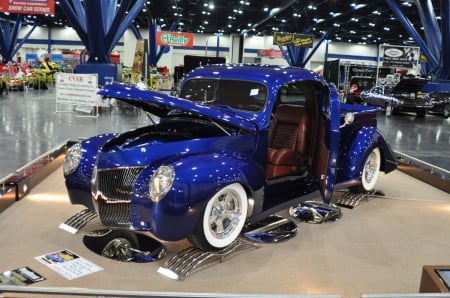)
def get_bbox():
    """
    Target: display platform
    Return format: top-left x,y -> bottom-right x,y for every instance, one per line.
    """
0,167 -> 450,298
